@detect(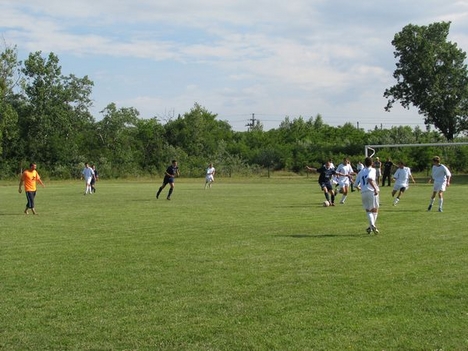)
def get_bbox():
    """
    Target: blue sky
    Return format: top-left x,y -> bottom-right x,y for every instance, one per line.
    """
2,0 -> 468,131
